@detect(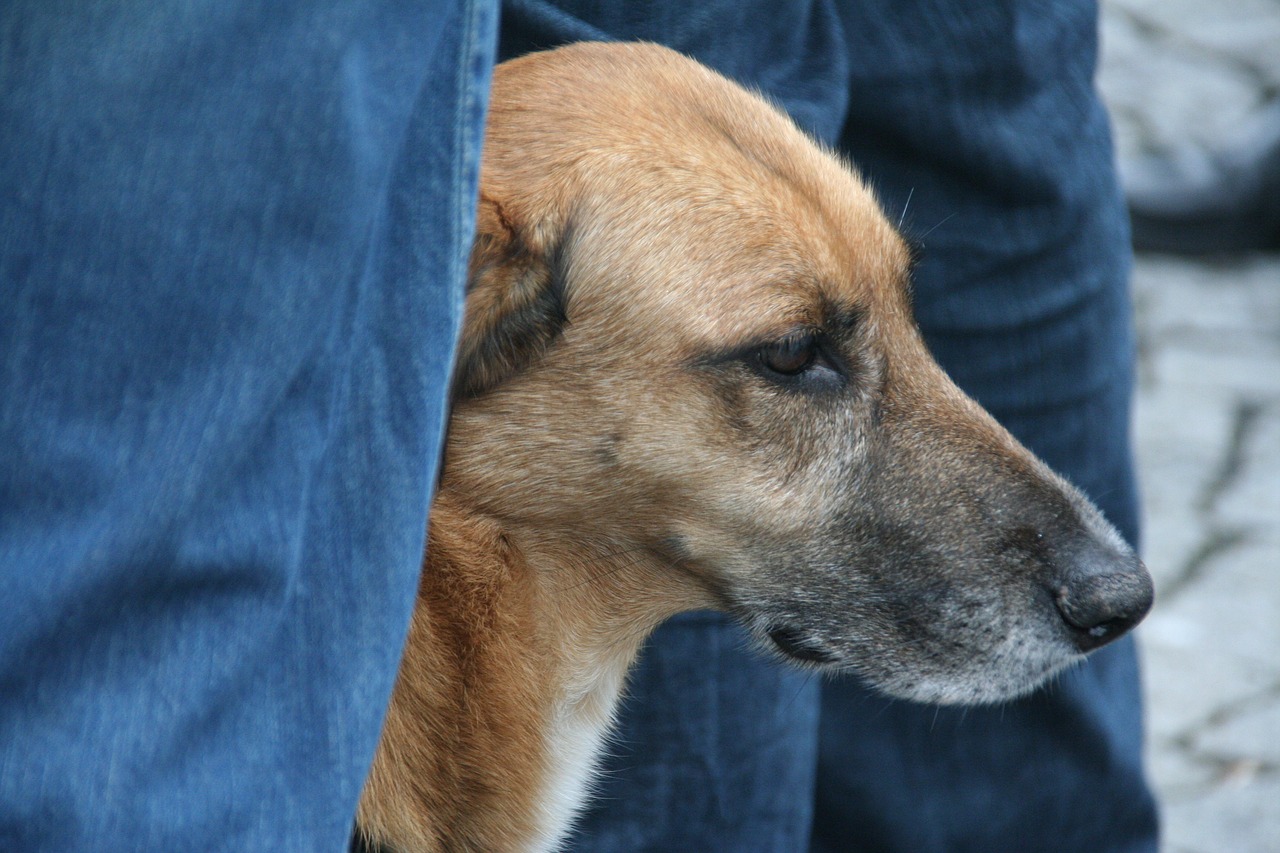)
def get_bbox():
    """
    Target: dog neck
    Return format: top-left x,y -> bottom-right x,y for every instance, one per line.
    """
359,493 -> 694,853
509,520 -> 703,851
